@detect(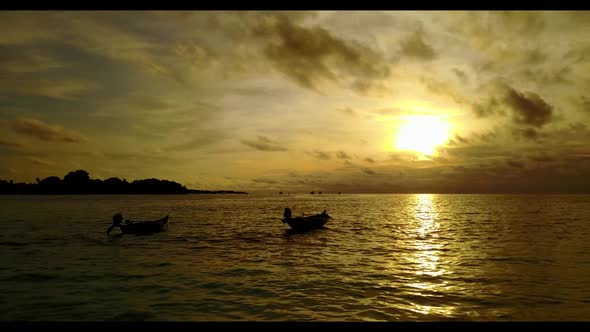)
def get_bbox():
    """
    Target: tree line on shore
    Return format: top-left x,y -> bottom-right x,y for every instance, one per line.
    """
0,170 -> 247,195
